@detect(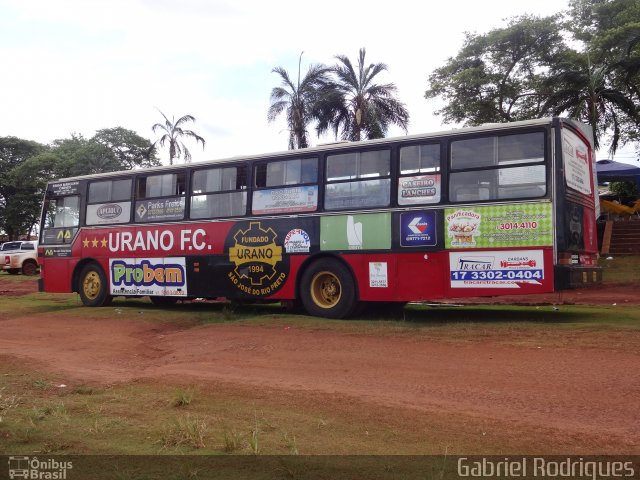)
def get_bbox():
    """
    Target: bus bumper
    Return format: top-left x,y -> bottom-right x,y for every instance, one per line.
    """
554,266 -> 602,290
